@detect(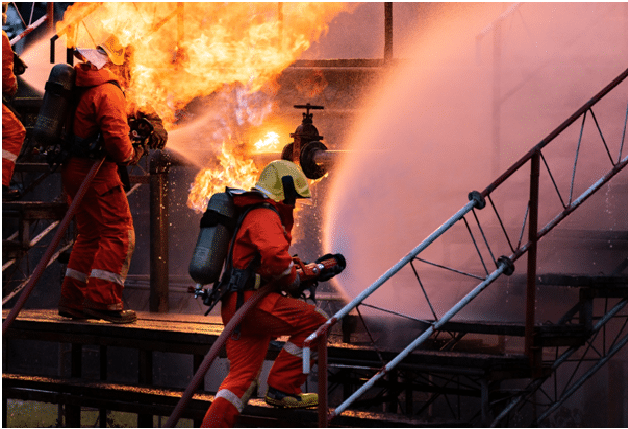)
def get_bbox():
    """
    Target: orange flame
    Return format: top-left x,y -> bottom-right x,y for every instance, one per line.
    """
56,2 -> 352,212
187,138 -> 260,213
57,2 -> 352,127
